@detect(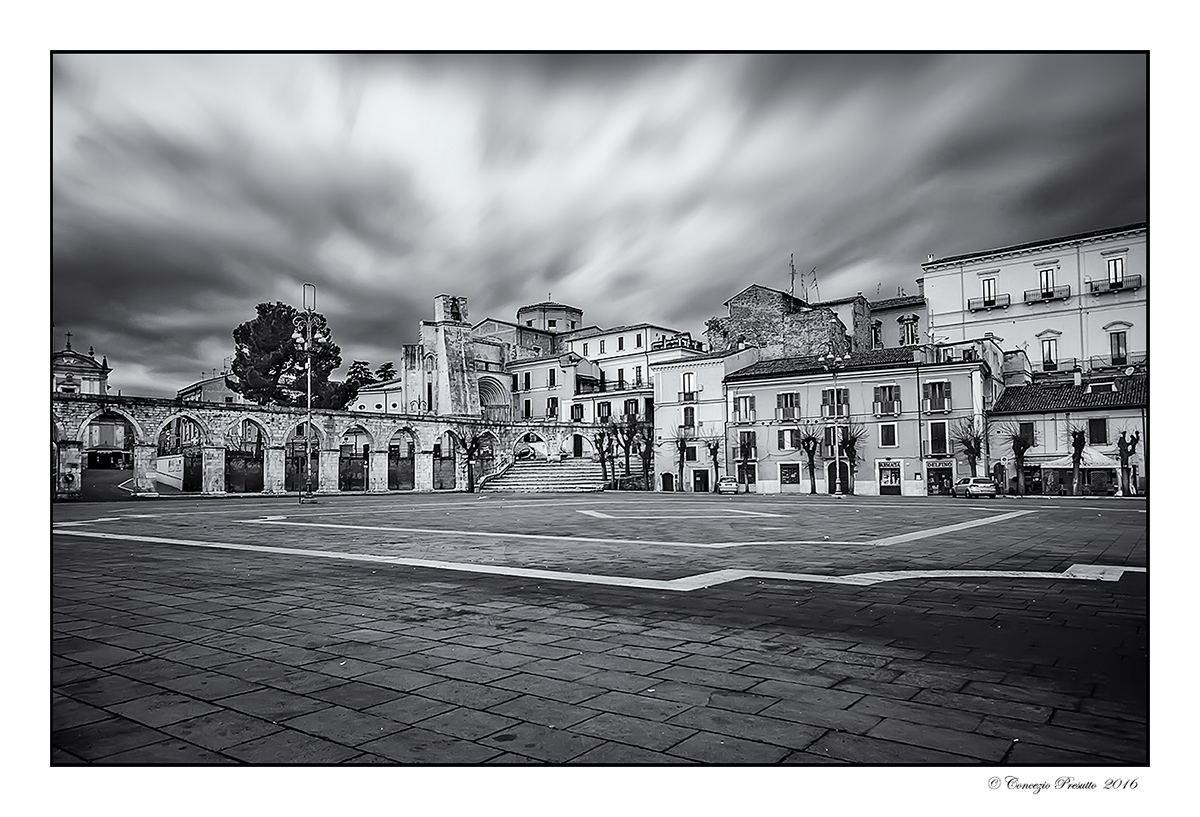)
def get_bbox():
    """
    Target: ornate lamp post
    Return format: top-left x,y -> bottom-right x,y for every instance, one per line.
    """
820,353 -> 849,495
291,282 -> 323,502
